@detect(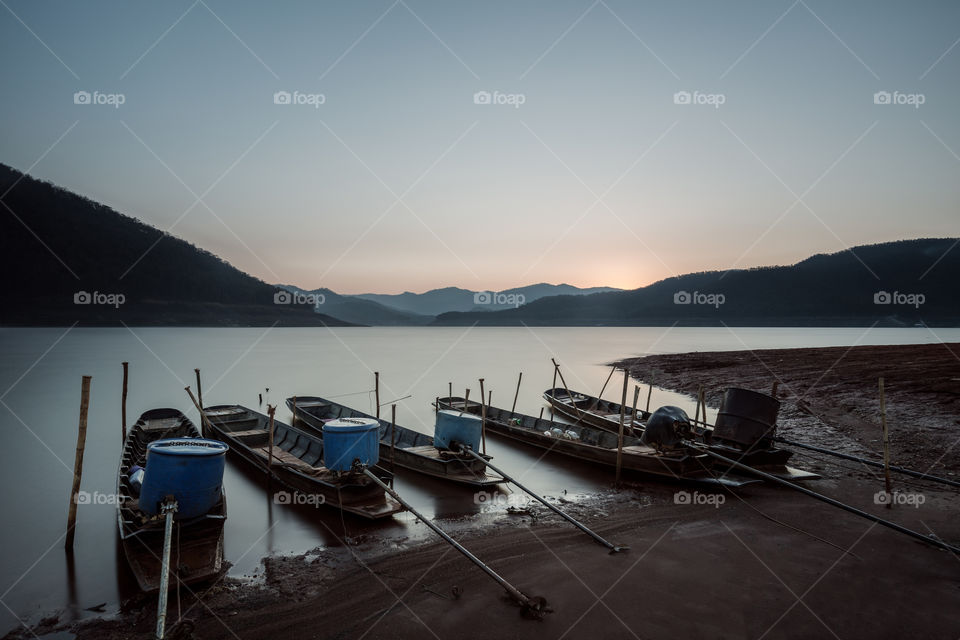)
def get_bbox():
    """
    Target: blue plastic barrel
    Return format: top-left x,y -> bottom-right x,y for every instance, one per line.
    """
139,438 -> 228,519
322,418 -> 380,471
434,410 -> 481,451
